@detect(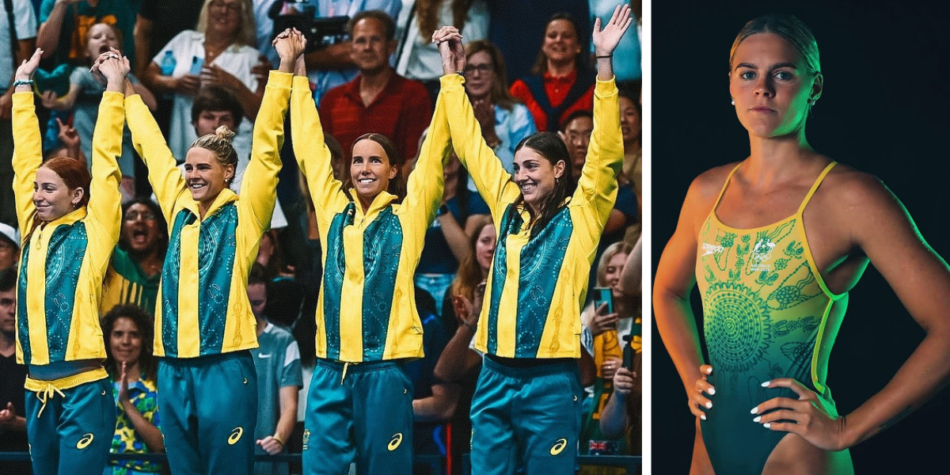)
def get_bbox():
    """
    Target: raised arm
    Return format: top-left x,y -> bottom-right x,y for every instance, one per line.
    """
11,50 -> 44,237
236,42 -> 295,240
288,38 -> 348,232
433,27 -> 518,219
123,71 -> 186,223
573,4 -> 633,229
402,88 -> 452,246
85,51 -> 128,251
